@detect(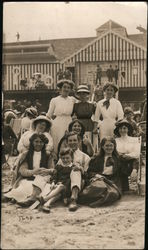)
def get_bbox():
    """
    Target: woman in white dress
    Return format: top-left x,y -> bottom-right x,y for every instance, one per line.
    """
114,119 -> 140,192
17,115 -> 53,155
4,133 -> 55,204
93,82 -> 124,142
46,79 -> 76,155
